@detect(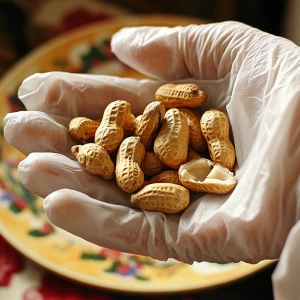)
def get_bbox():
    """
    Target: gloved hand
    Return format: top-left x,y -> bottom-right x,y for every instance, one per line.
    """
3,21 -> 300,265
